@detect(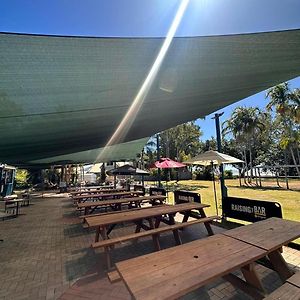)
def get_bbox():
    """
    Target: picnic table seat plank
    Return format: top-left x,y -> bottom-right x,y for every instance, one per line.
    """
92,217 -> 219,249
116,234 -> 266,300
86,202 -> 210,228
